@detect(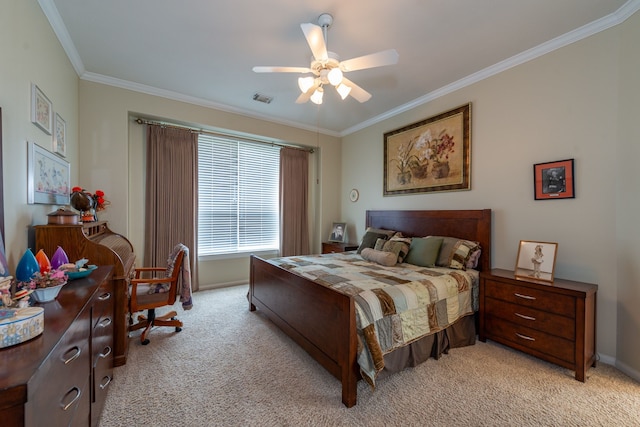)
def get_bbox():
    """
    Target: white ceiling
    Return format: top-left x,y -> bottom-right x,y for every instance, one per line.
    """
41,0 -> 636,136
